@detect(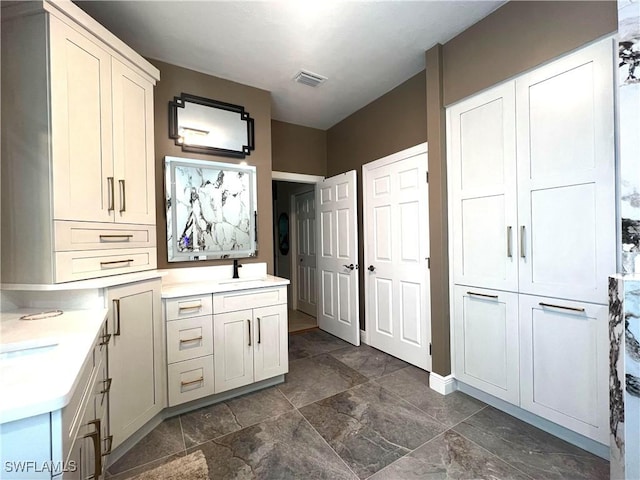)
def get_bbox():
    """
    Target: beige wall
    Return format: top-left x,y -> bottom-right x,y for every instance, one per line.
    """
151,59 -> 274,272
272,120 -> 327,176
326,70 -> 428,327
